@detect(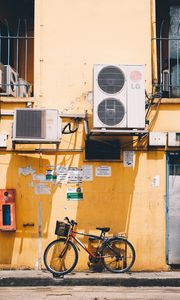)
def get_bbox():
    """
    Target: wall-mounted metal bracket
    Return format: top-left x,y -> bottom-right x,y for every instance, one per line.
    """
59,111 -> 90,137
90,129 -> 148,137
59,113 -> 86,119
